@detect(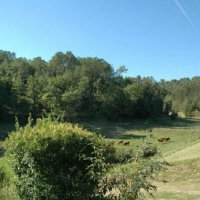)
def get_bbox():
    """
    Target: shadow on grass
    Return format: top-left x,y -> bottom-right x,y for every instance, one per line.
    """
0,148 -> 4,157
118,134 -> 147,140
171,117 -> 200,127
79,117 -> 200,139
